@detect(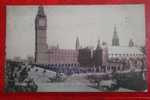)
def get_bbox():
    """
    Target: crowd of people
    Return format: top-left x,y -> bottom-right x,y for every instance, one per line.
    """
5,61 -> 38,92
